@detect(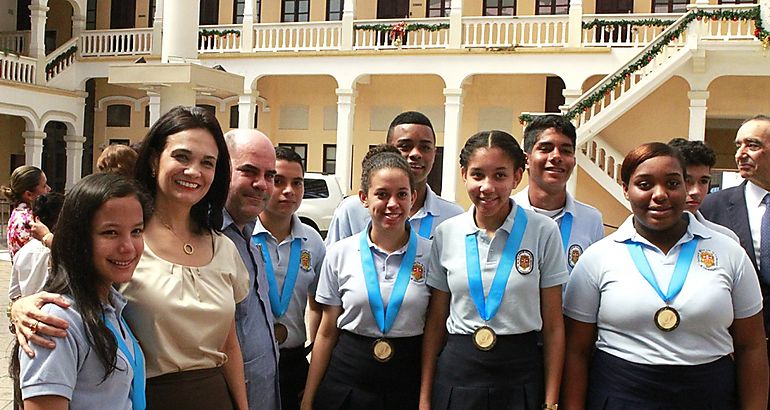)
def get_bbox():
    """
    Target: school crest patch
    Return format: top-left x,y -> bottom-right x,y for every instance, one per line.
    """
698,249 -> 717,270
411,262 -> 425,282
568,244 -> 583,268
300,249 -> 312,271
516,250 -> 534,275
